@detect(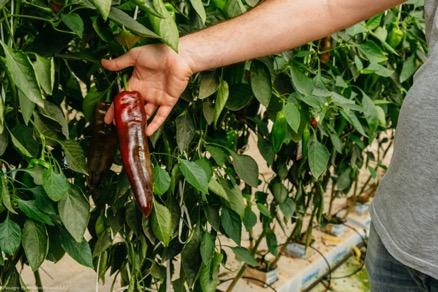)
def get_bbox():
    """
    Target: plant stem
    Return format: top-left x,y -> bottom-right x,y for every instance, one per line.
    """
226,233 -> 264,292
327,178 -> 336,220
34,270 -> 44,292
